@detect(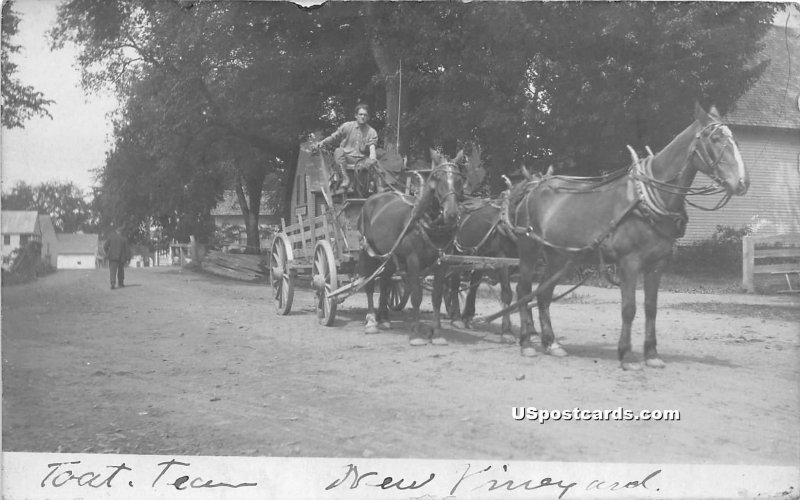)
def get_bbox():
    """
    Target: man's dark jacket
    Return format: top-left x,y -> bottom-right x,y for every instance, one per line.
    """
104,231 -> 129,262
